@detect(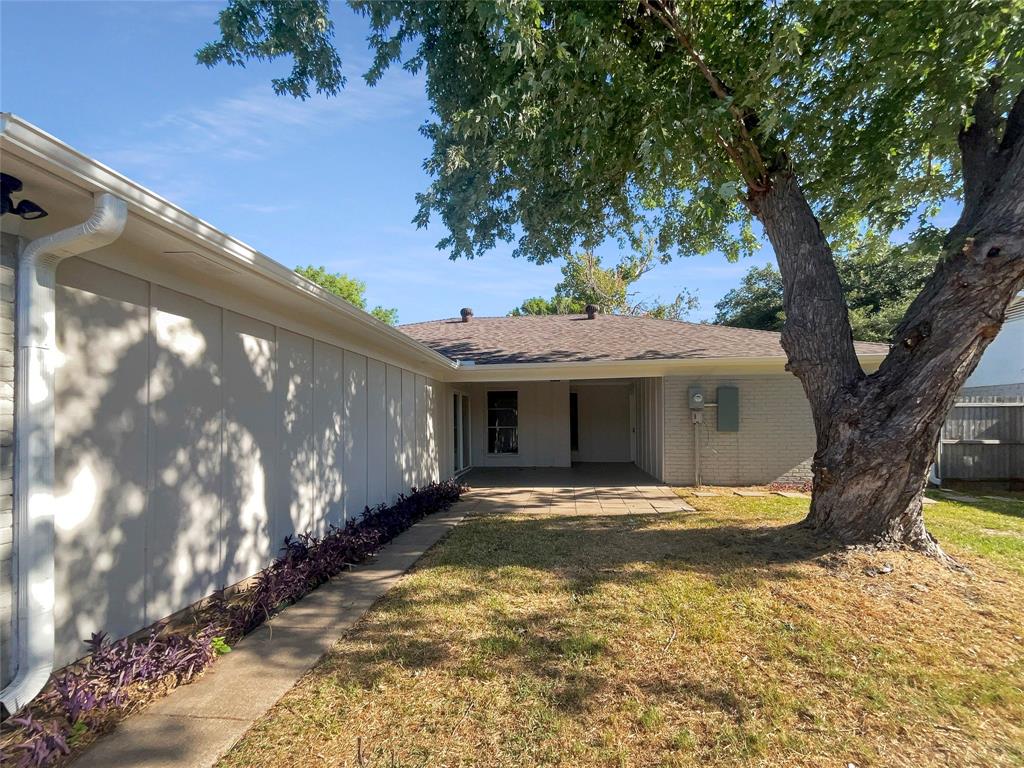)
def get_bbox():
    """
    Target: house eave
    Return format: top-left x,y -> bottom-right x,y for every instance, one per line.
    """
448,353 -> 887,382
